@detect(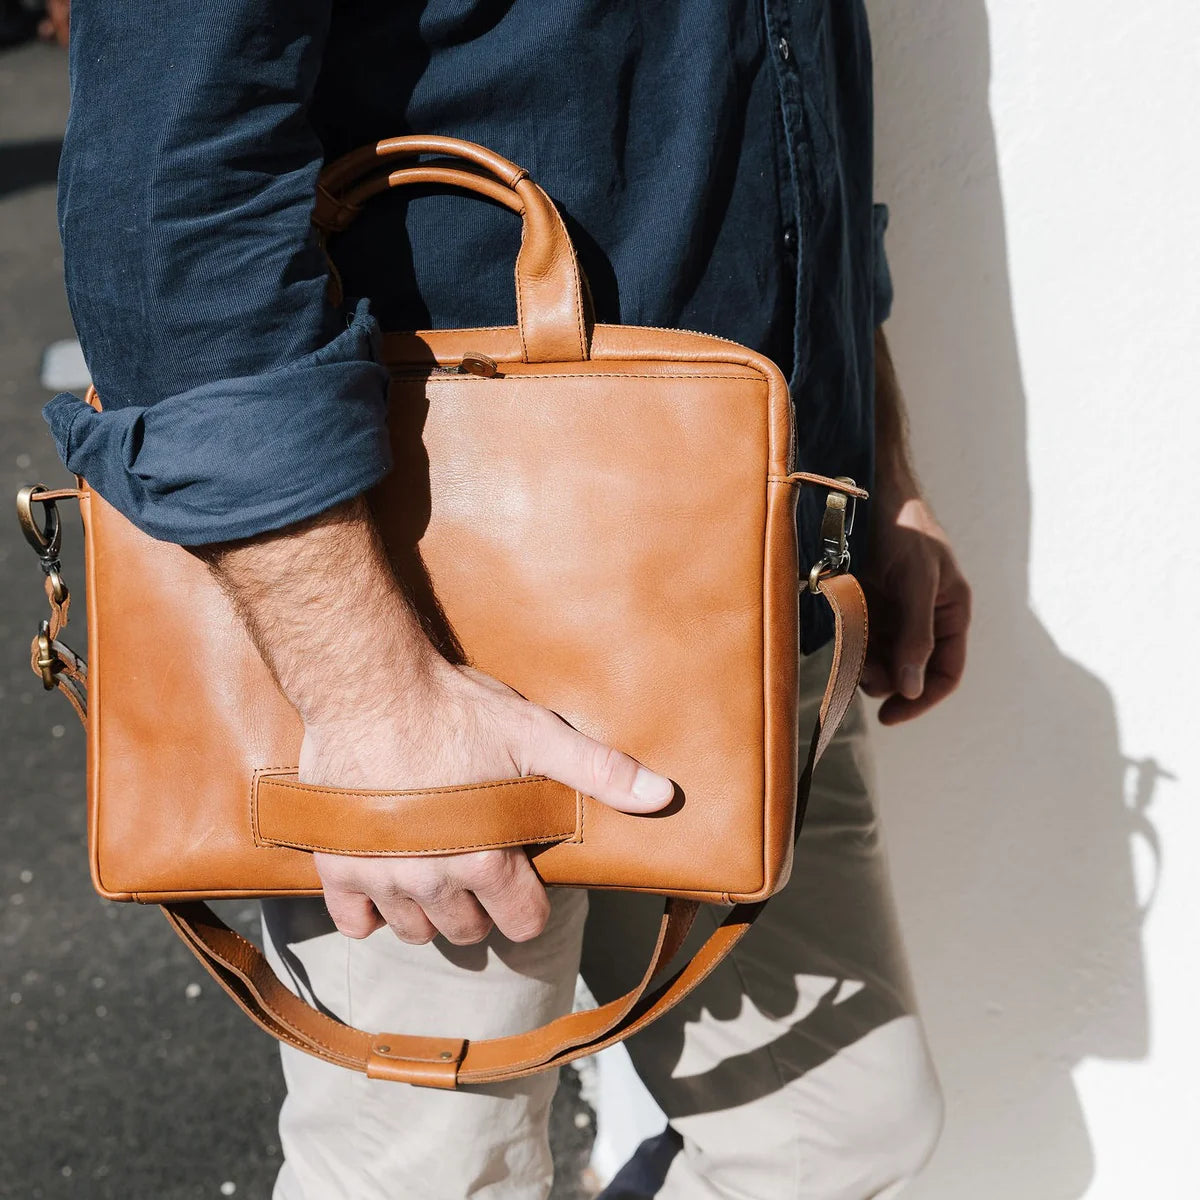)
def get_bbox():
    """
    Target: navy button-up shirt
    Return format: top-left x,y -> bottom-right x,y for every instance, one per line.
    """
47,0 -> 891,651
